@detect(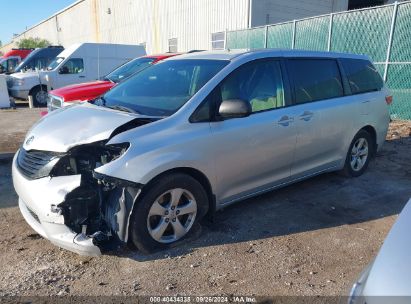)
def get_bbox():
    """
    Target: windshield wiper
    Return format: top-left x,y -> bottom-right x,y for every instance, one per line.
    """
102,76 -> 115,83
106,105 -> 140,114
